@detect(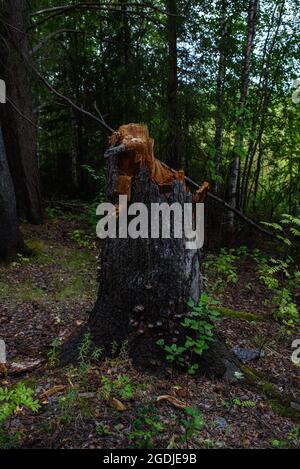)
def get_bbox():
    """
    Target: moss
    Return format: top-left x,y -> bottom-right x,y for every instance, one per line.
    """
25,239 -> 47,254
213,305 -> 264,322
0,281 -> 45,302
54,277 -> 89,300
61,250 -> 94,270
240,364 -> 300,421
